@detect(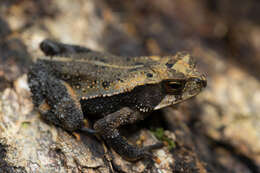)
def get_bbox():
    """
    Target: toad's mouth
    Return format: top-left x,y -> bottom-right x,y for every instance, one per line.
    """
153,92 -> 200,110
154,95 -> 181,110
